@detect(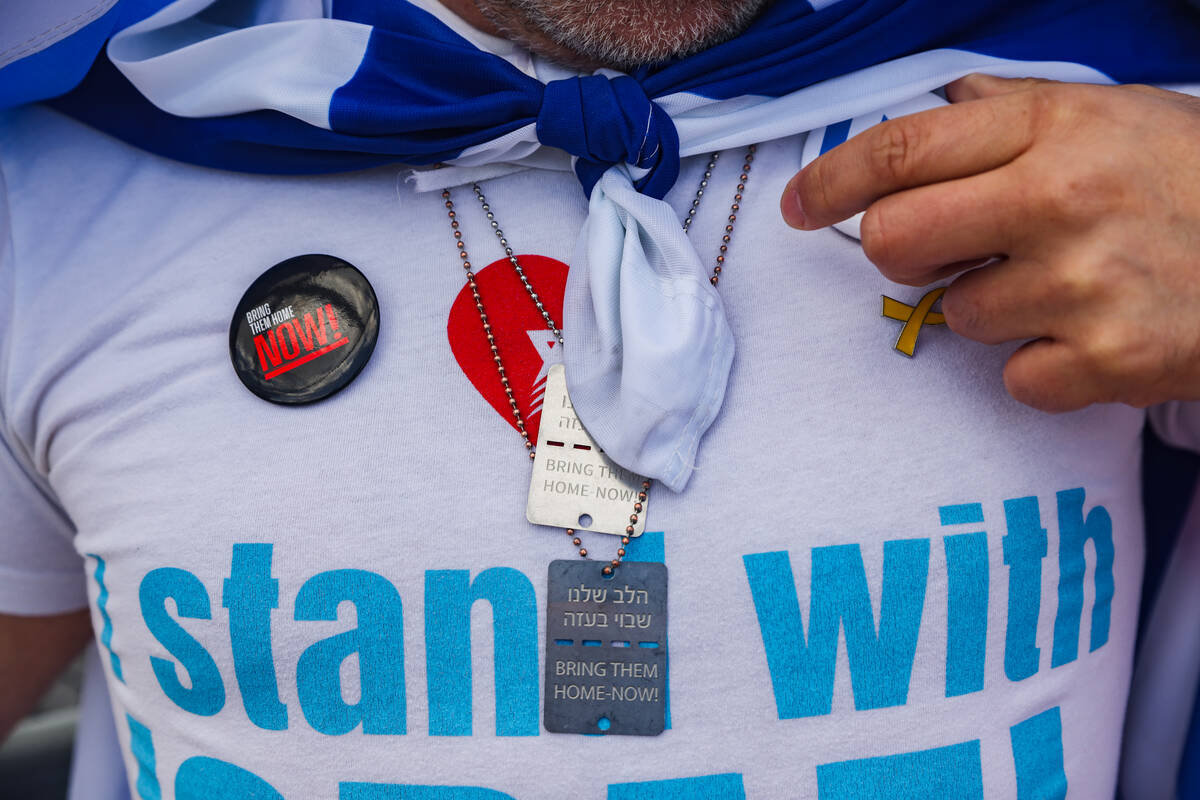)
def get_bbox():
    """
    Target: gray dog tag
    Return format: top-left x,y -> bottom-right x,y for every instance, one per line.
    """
544,560 -> 668,736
